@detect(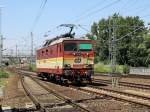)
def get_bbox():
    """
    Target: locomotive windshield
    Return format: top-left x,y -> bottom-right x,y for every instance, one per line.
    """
64,43 -> 77,51
64,43 -> 92,51
79,43 -> 92,51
